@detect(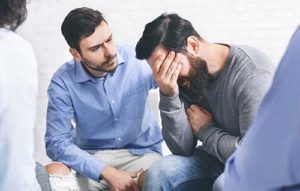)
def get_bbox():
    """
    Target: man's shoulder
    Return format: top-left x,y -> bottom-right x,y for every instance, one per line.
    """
117,45 -> 146,63
231,44 -> 275,74
116,45 -> 149,72
51,60 -> 75,81
226,45 -> 275,94
116,45 -> 135,56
